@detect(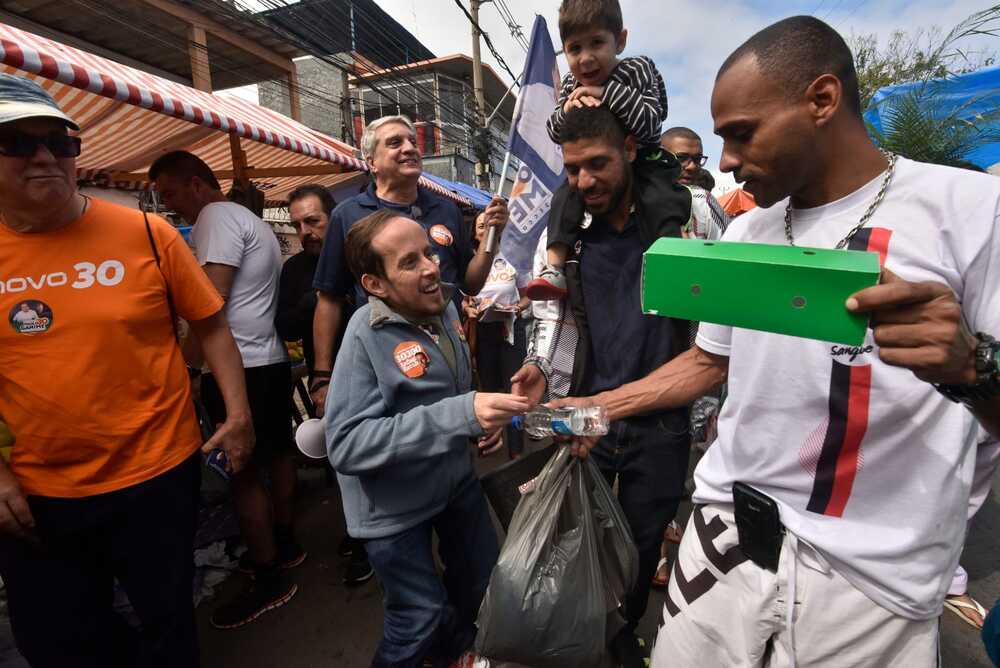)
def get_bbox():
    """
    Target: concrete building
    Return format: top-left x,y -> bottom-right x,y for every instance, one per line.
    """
259,55 -> 353,143
347,54 -> 516,193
